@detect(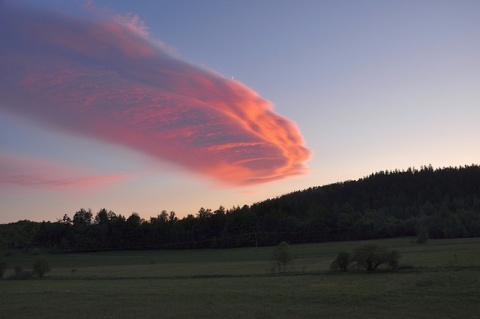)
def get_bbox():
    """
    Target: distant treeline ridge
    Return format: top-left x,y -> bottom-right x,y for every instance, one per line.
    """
1,165 -> 479,251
